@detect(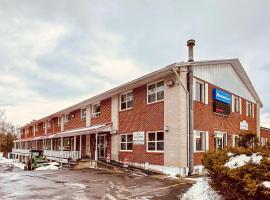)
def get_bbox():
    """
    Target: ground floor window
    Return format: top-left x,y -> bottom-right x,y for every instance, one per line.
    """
194,131 -> 208,152
63,137 -> 74,151
232,134 -> 240,147
214,131 -> 227,150
147,131 -> 164,152
261,137 -> 268,146
120,134 -> 133,151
